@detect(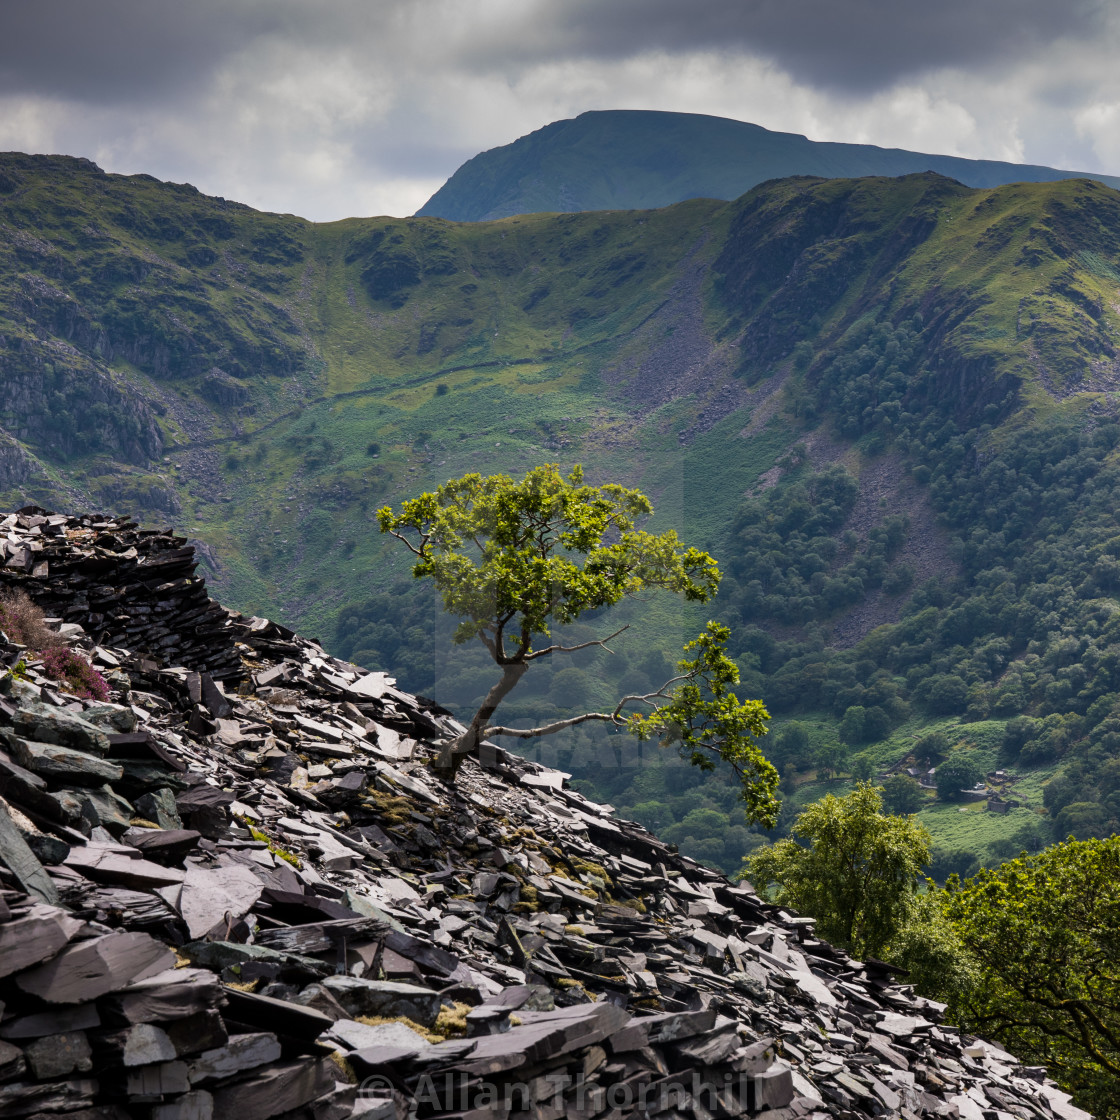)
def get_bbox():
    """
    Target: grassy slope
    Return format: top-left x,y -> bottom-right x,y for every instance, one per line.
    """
5,156 -> 1120,870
